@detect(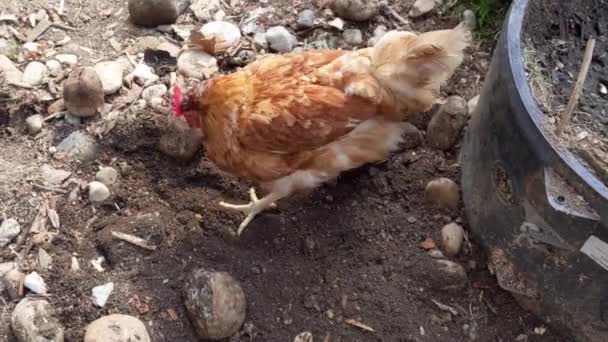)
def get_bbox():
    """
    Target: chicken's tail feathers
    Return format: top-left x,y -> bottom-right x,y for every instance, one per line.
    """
370,25 -> 471,111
